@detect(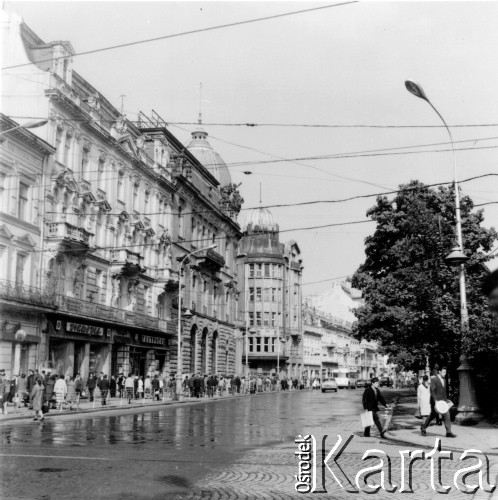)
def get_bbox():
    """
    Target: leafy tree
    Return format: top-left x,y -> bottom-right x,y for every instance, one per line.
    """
351,181 -> 498,406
